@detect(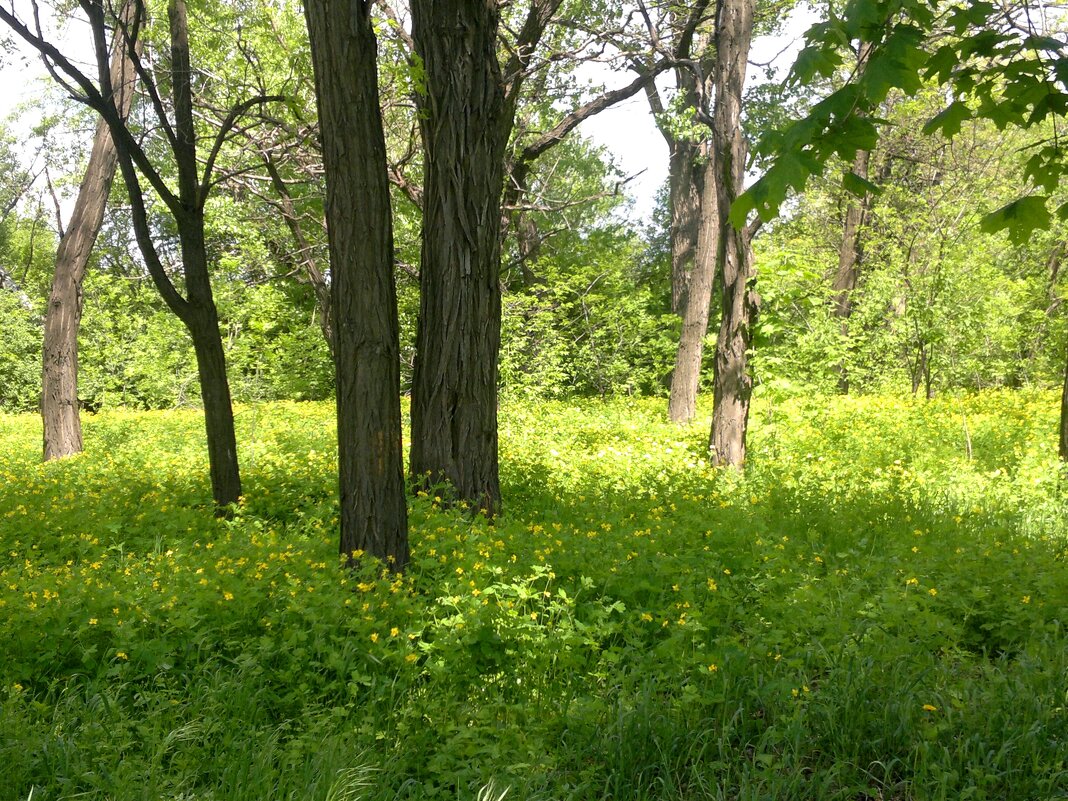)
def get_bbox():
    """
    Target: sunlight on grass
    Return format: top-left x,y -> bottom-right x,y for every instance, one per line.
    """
1,392 -> 1066,800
